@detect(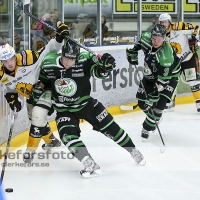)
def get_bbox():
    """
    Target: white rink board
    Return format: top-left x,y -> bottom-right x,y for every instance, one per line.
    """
85,45 -> 145,107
